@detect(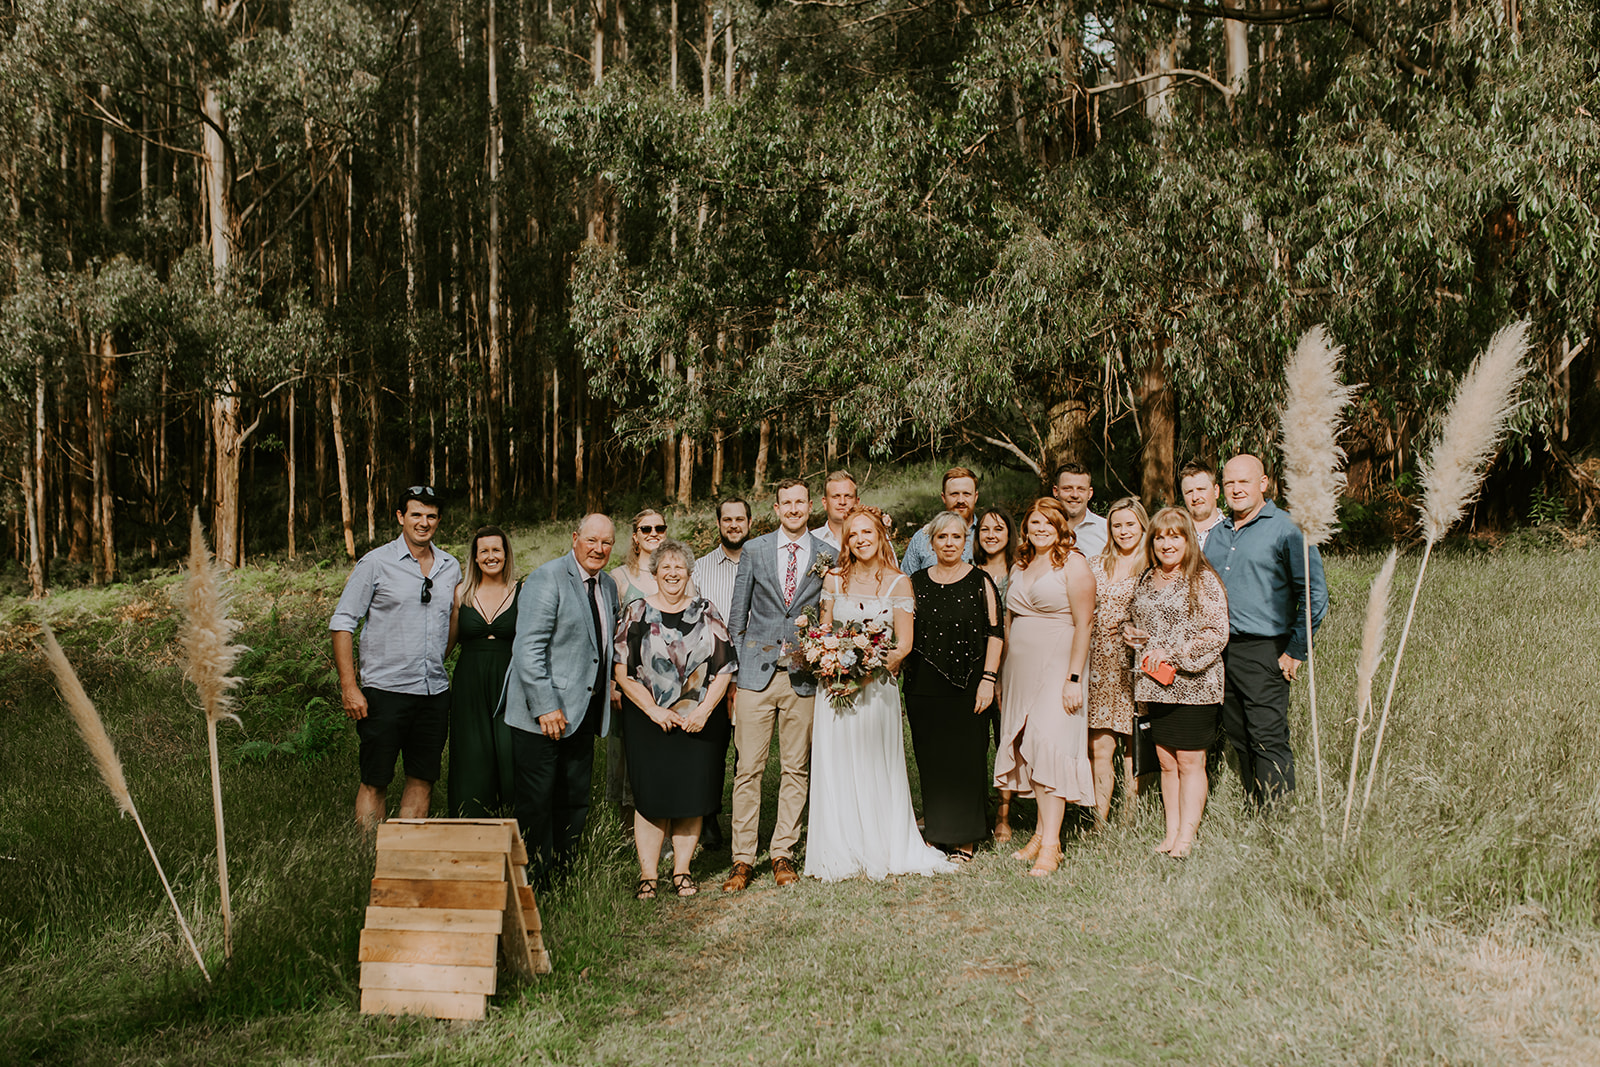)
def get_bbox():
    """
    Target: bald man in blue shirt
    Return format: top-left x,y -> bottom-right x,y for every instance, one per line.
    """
1204,455 -> 1328,807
